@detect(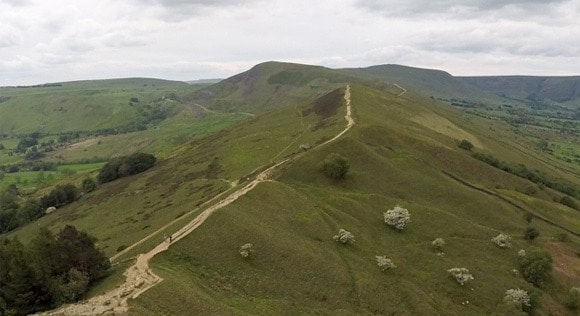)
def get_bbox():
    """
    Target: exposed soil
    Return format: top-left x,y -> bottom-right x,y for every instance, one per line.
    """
41,85 -> 355,315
